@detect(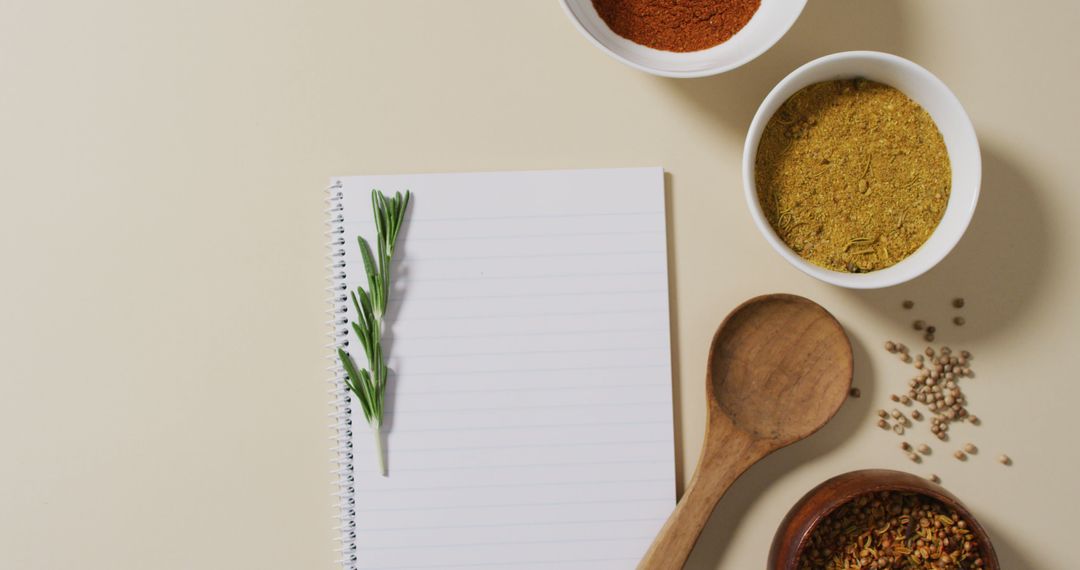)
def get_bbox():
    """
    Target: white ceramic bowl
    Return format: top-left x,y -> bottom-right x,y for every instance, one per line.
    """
742,51 -> 981,289
560,0 -> 807,78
